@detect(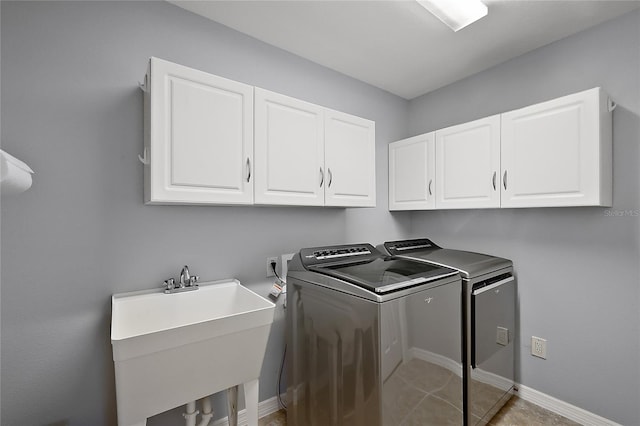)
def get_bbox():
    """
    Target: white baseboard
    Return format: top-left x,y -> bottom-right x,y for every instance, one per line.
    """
516,384 -> 621,426
211,395 -> 283,426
